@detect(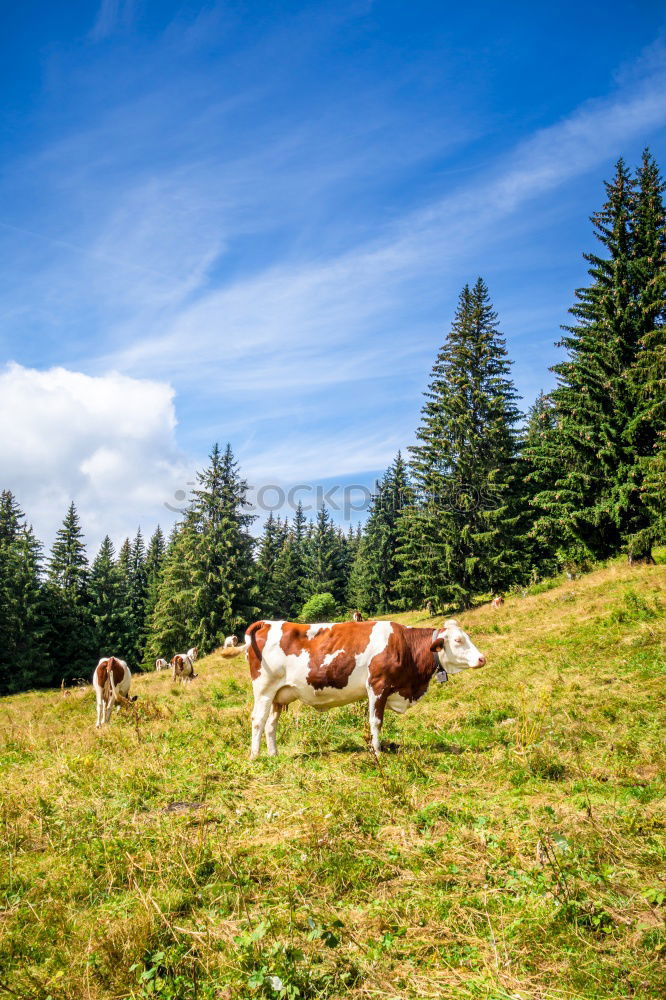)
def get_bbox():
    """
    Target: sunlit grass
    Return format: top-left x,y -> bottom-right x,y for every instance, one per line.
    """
0,556 -> 664,998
